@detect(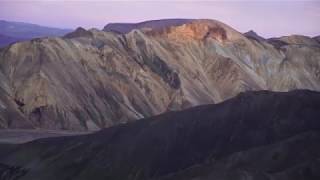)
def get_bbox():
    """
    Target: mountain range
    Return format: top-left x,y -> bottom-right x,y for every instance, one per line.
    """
0,20 -> 72,47
0,18 -> 319,180
0,19 -> 319,131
